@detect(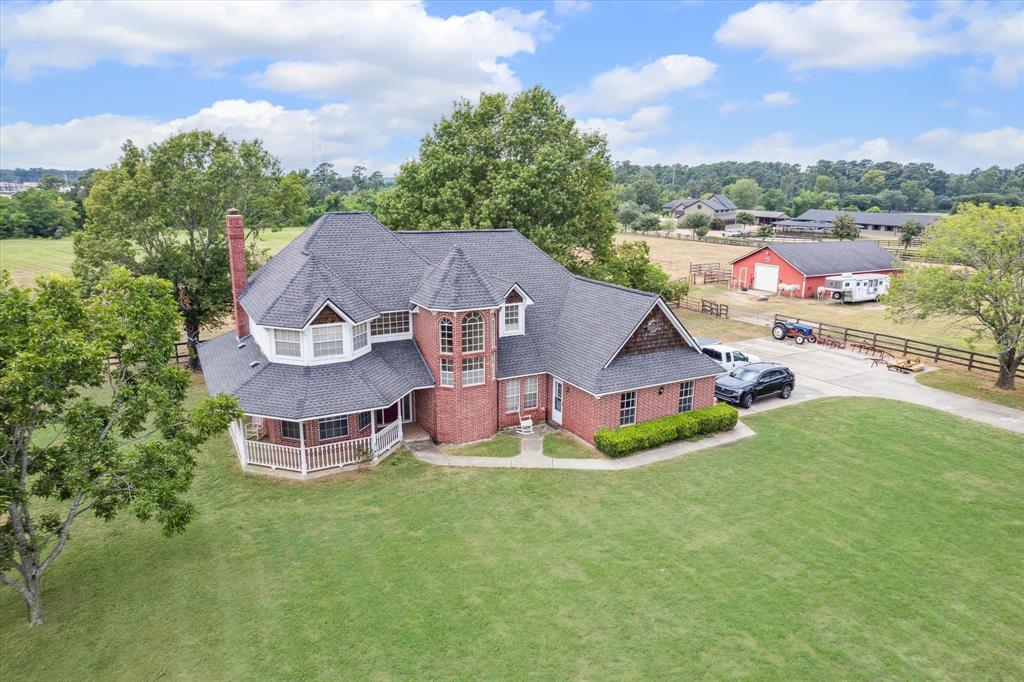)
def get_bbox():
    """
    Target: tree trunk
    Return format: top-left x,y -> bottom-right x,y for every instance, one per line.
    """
184,318 -> 201,371
995,348 -> 1020,390
25,576 -> 44,626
